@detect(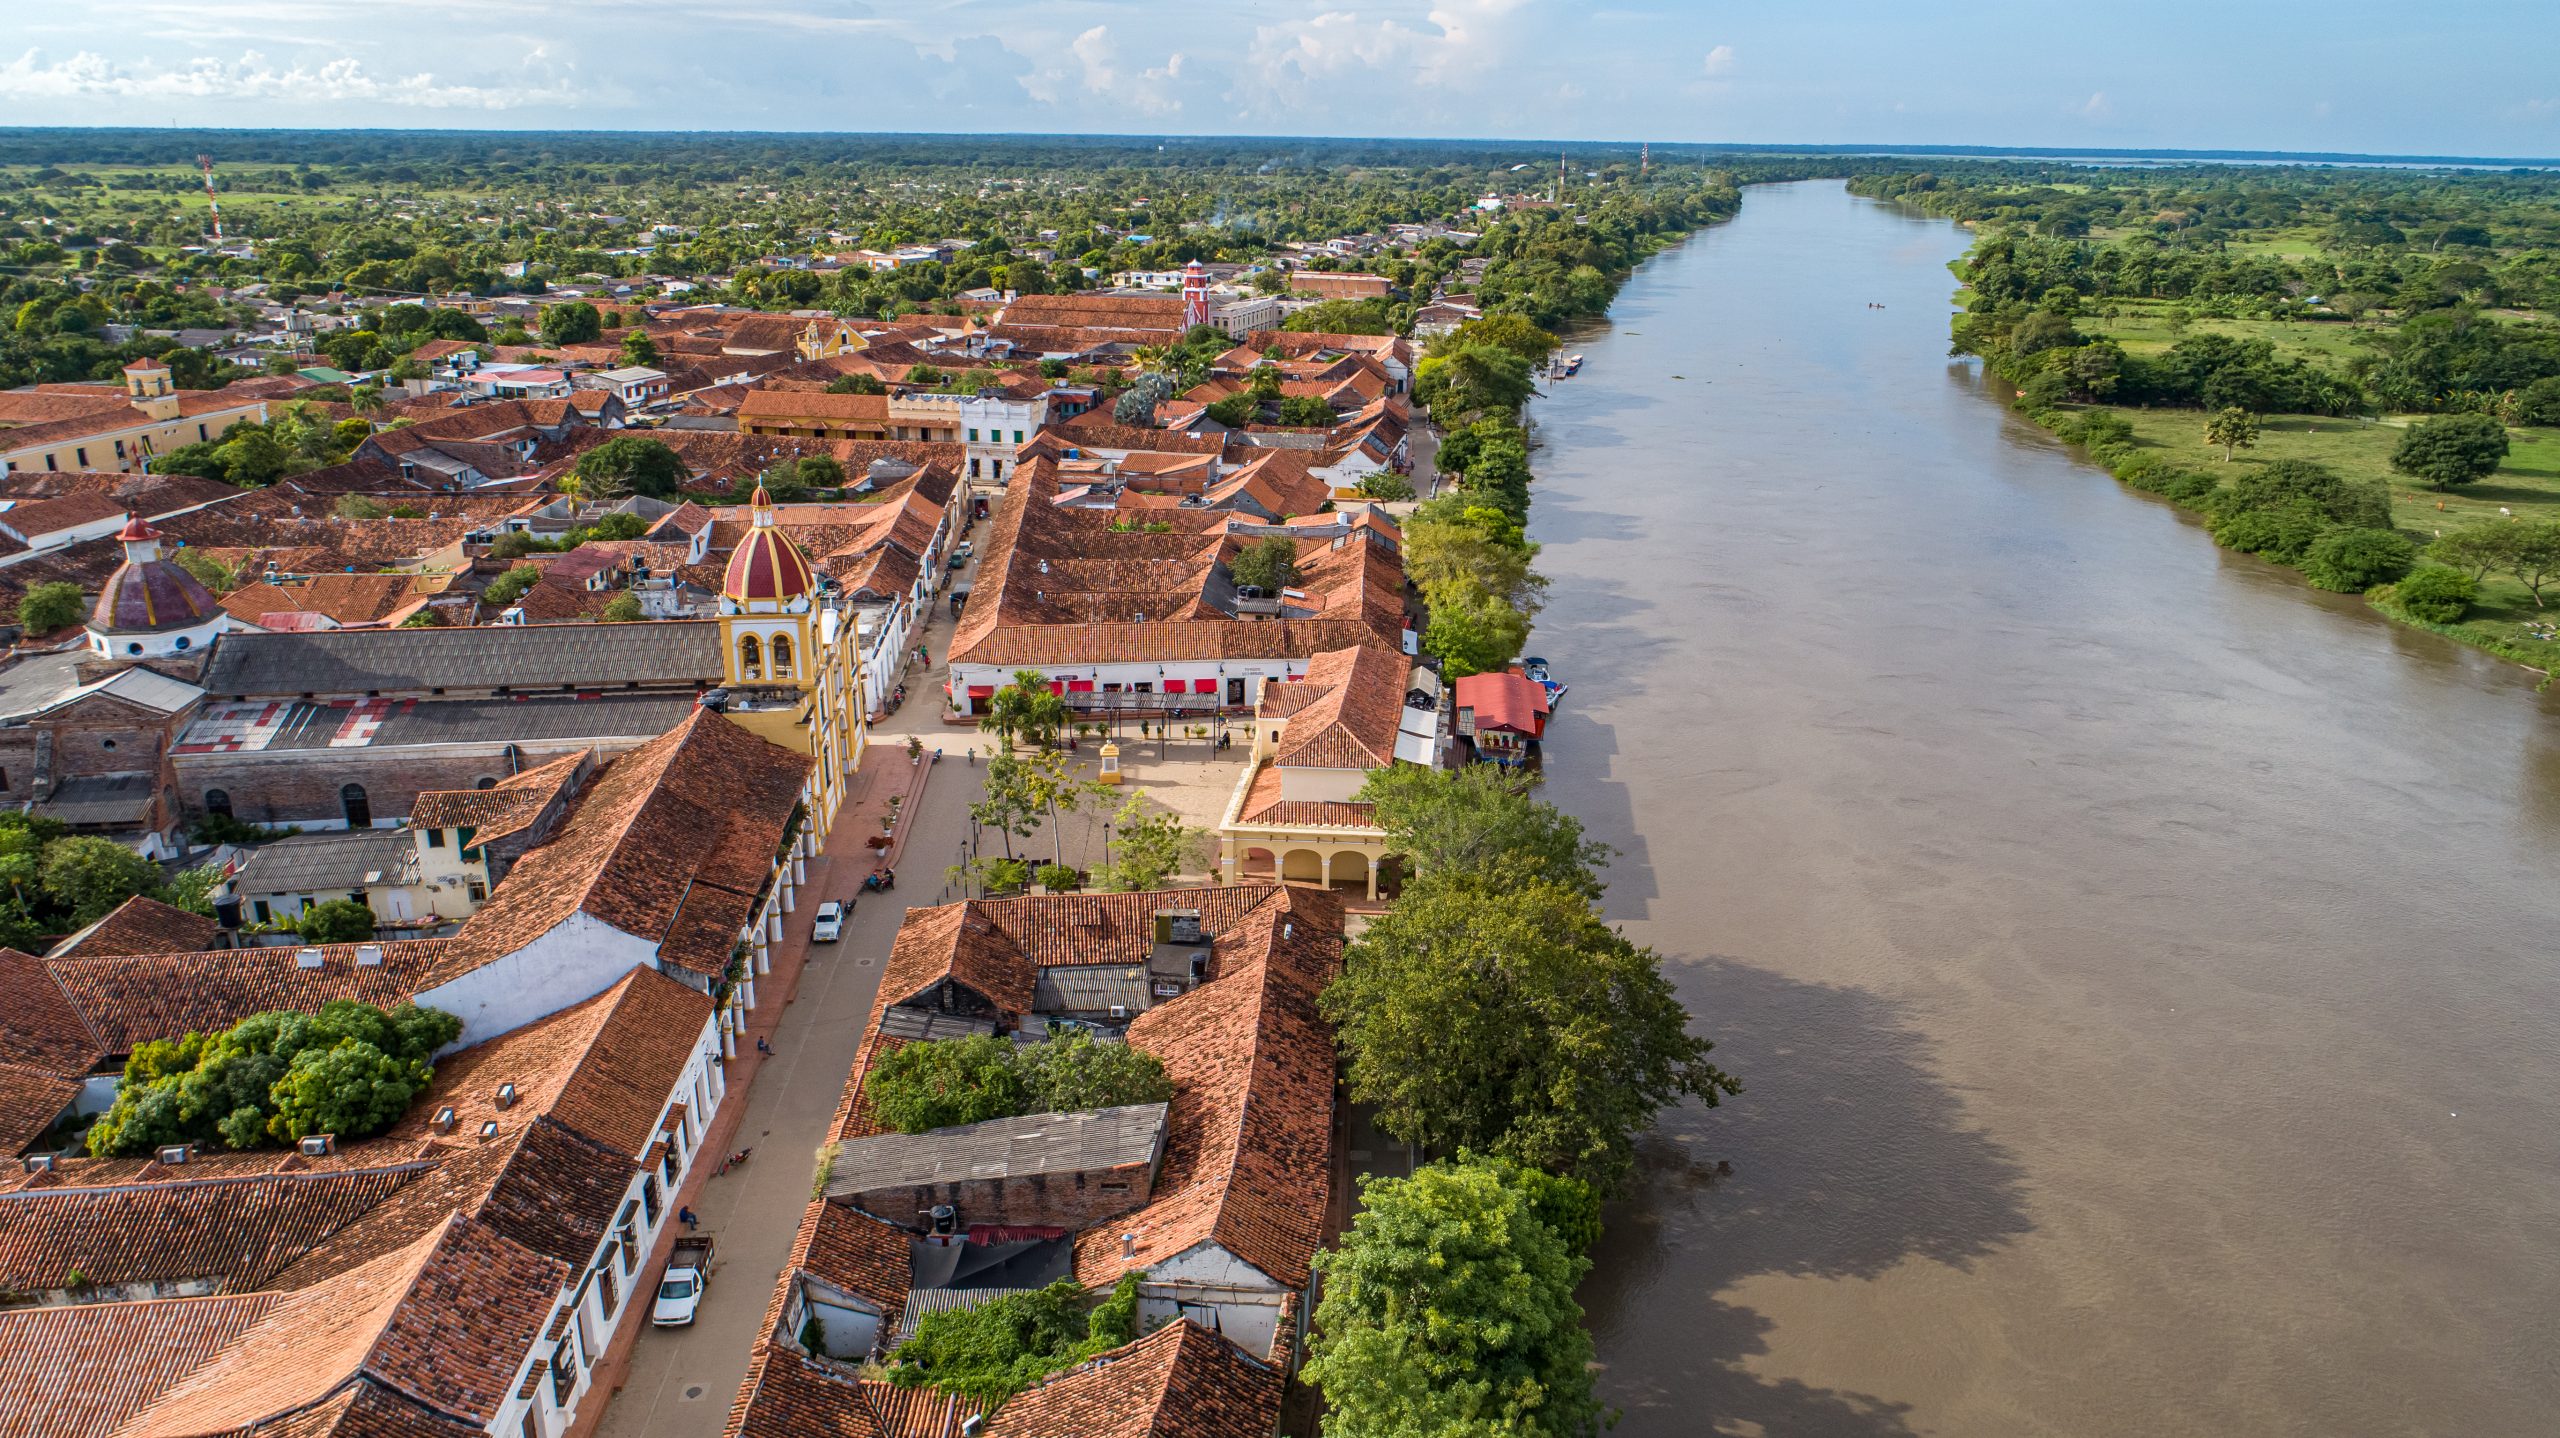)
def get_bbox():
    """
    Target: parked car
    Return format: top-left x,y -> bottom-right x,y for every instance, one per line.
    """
955,540 -> 975,560
811,900 -> 845,943
653,1236 -> 715,1327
